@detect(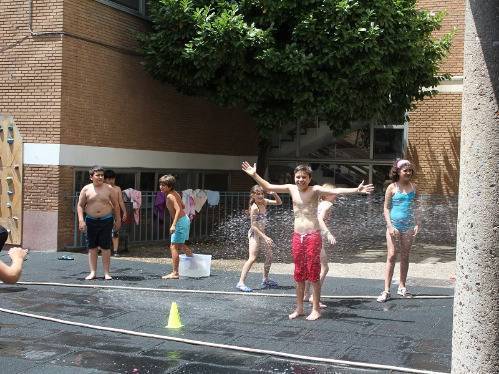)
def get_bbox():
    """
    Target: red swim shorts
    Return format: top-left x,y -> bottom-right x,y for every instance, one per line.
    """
291,231 -> 322,282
